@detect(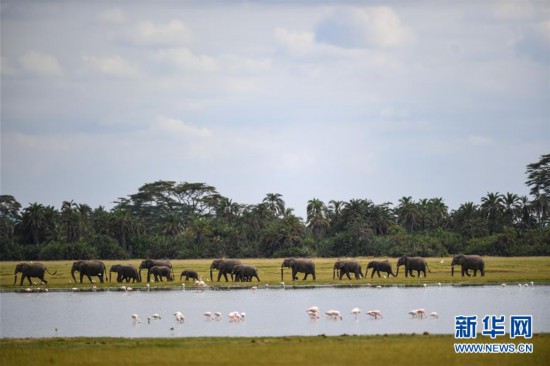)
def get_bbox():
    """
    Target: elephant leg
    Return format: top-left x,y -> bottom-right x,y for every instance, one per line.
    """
223,272 -> 230,282
376,270 -> 381,278
345,271 -> 352,280
481,268 -> 485,276
99,275 -> 105,283
303,273 -> 308,280
473,269 -> 477,277
292,270 -> 298,281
